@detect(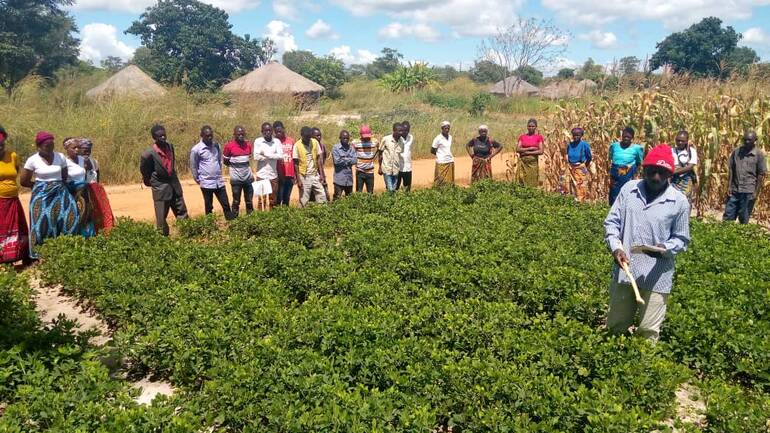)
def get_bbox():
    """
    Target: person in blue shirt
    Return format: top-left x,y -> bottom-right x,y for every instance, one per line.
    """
608,126 -> 645,205
565,127 -> 592,202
